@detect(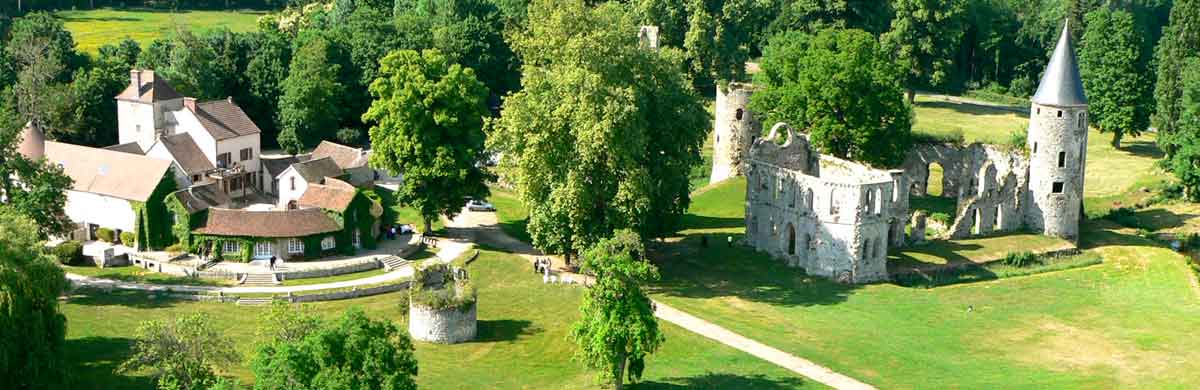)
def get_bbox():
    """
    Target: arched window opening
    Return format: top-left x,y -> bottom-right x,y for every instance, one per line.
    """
735,108 -> 744,121
874,188 -> 883,215
786,224 -> 796,255
805,189 -> 814,212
